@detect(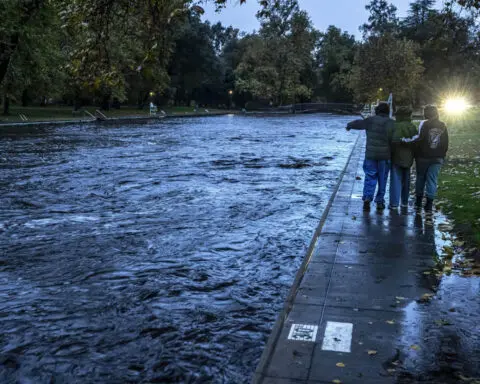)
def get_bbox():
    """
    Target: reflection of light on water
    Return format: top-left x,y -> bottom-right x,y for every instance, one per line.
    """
400,301 -> 423,370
